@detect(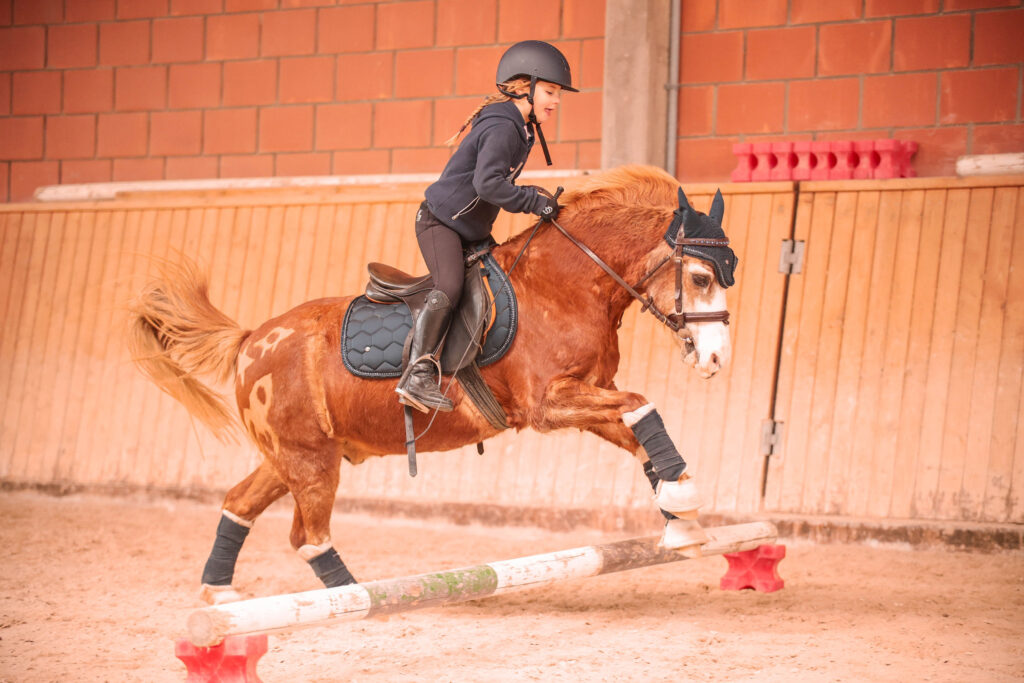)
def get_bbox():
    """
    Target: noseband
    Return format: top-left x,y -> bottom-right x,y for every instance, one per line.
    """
548,219 -> 731,333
